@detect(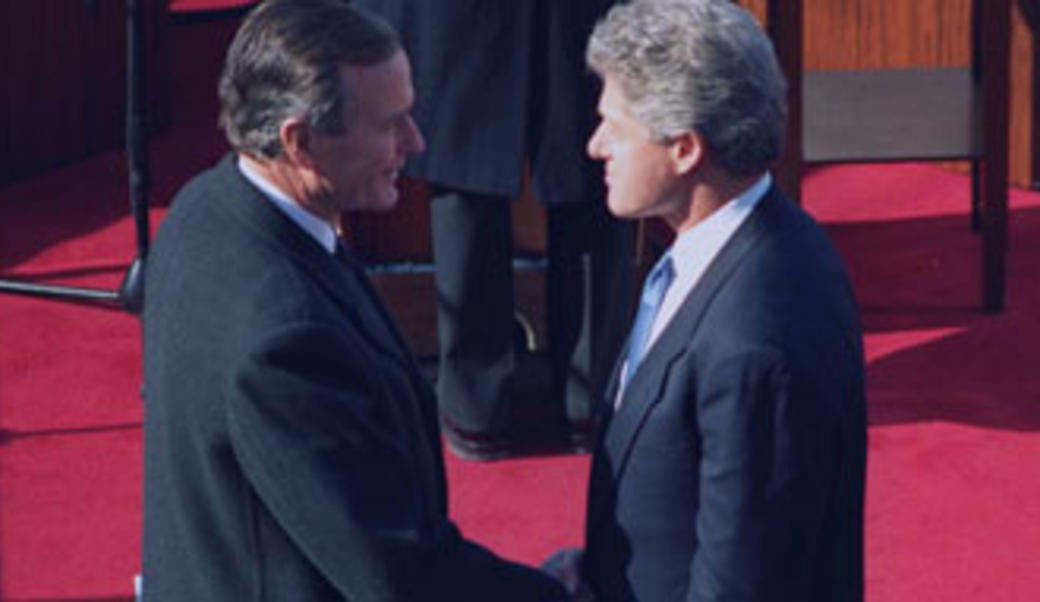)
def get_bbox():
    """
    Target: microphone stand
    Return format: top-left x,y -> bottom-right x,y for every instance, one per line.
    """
0,0 -> 150,314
